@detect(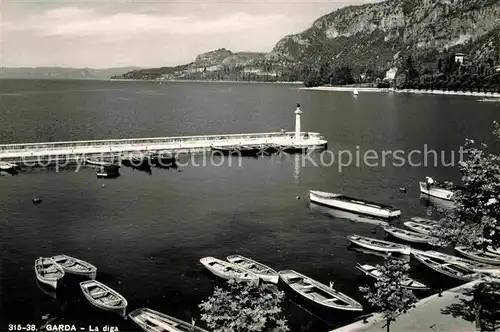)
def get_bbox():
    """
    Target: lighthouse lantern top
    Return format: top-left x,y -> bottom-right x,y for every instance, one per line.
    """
295,103 -> 303,114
